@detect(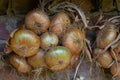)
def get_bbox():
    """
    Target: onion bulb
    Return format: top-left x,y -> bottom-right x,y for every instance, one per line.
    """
9,53 -> 31,73
49,12 -> 70,37
27,49 -> 46,68
111,41 -> 120,62
45,46 -> 71,71
40,32 -> 58,50
96,22 -> 118,49
110,62 -> 120,77
62,27 -> 85,55
9,29 -> 40,57
94,48 -> 113,68
25,8 -> 50,34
